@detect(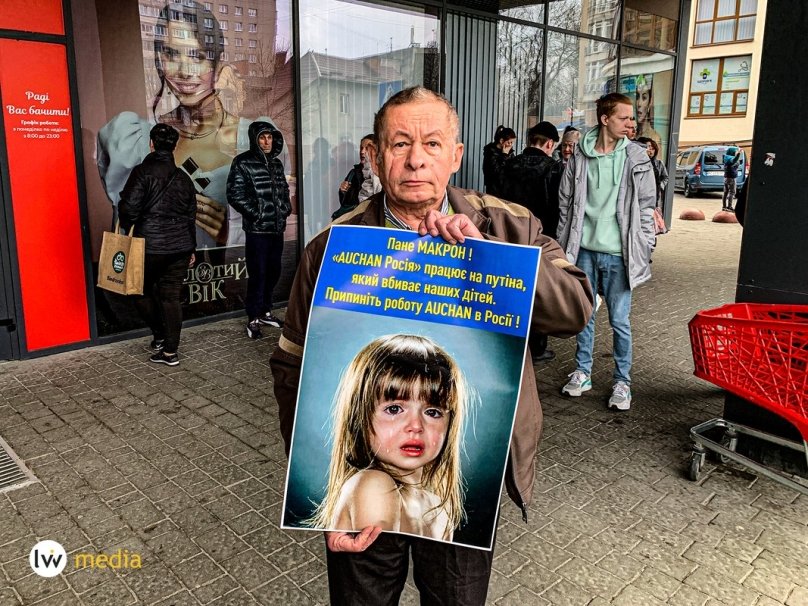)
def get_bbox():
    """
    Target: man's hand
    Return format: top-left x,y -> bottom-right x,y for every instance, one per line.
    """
326,527 -> 382,553
195,194 -> 227,244
418,210 -> 483,244
189,253 -> 196,268
339,181 -> 351,193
